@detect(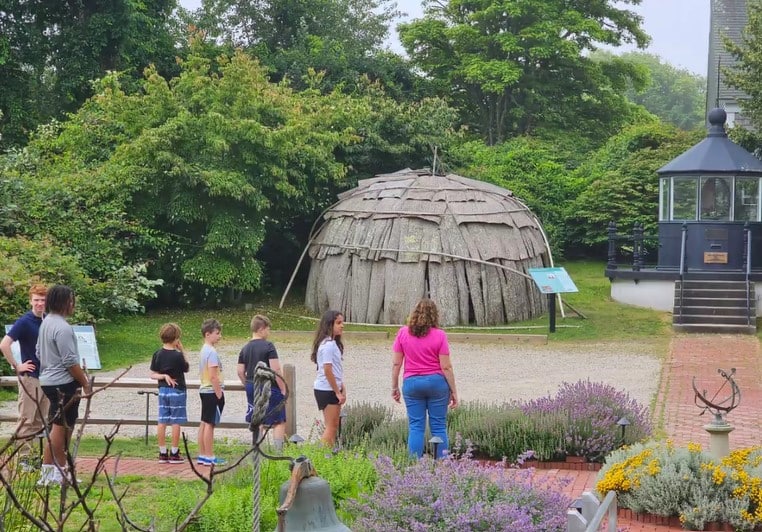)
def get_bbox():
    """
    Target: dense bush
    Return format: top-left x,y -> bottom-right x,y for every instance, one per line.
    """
566,122 -> 702,252
0,236 -> 162,325
596,442 -> 762,531
349,452 -> 570,531
0,236 -> 93,323
452,137 -> 583,256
